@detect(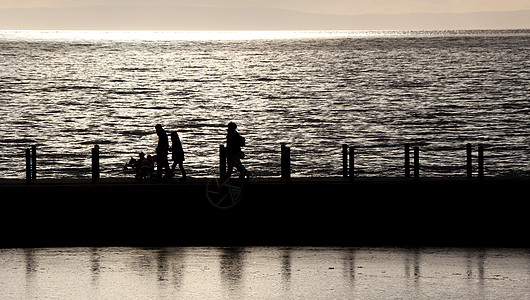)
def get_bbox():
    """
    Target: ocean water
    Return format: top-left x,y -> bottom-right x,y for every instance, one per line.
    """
0,247 -> 528,299
0,30 -> 529,179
